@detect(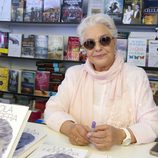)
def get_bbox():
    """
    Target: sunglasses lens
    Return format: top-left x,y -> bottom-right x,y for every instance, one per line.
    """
100,36 -> 111,46
83,40 -> 95,50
